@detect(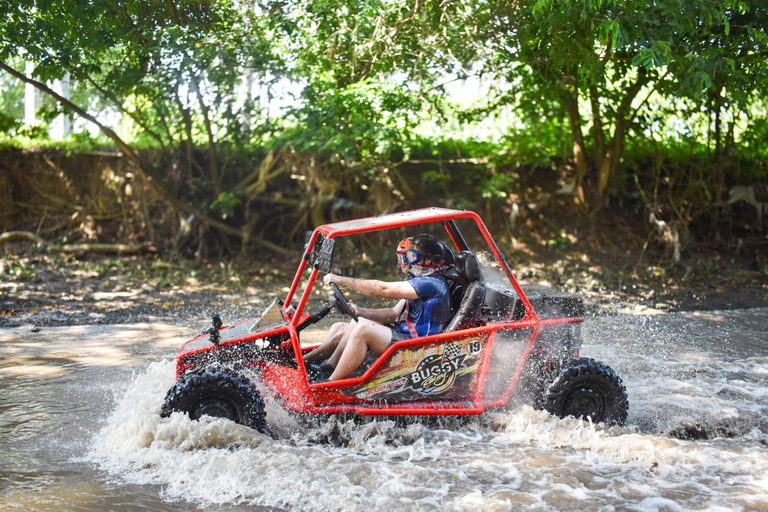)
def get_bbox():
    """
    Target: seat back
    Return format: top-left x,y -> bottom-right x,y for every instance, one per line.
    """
455,251 -> 483,282
444,281 -> 486,332
446,251 -> 482,308
444,251 -> 486,332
